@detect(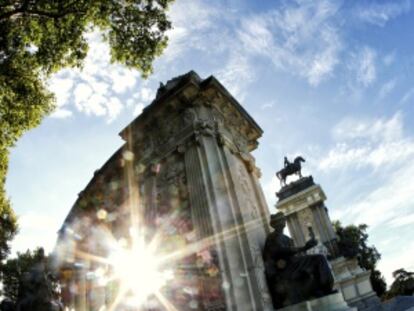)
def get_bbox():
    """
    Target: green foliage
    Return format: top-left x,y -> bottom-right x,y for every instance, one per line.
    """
384,268 -> 414,299
0,0 -> 173,266
1,0 -> 173,147
0,247 -> 46,302
333,221 -> 387,297
0,191 -> 18,264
